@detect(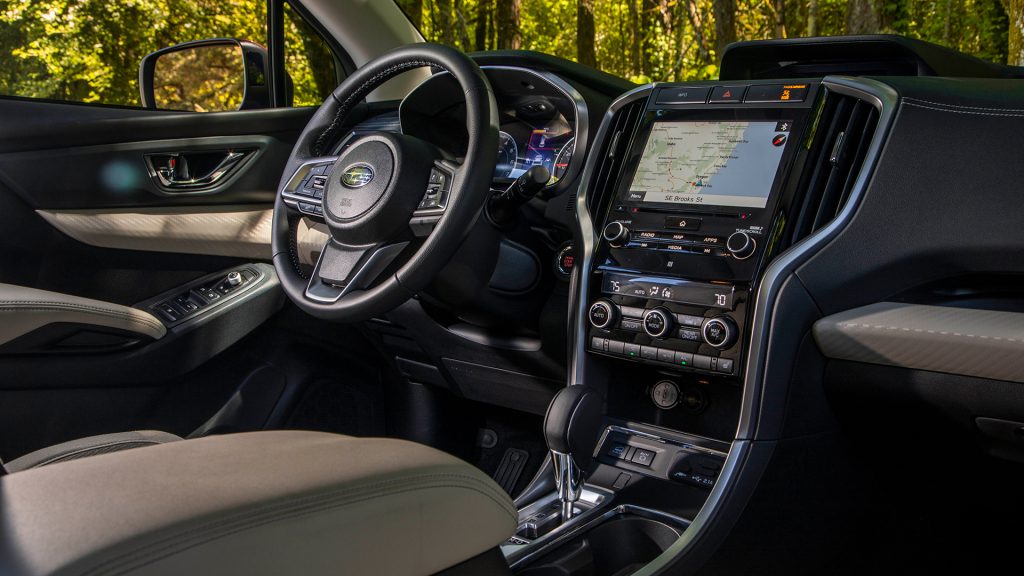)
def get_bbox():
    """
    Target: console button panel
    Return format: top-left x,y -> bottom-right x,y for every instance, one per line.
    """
148,268 -> 258,326
597,426 -> 727,491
